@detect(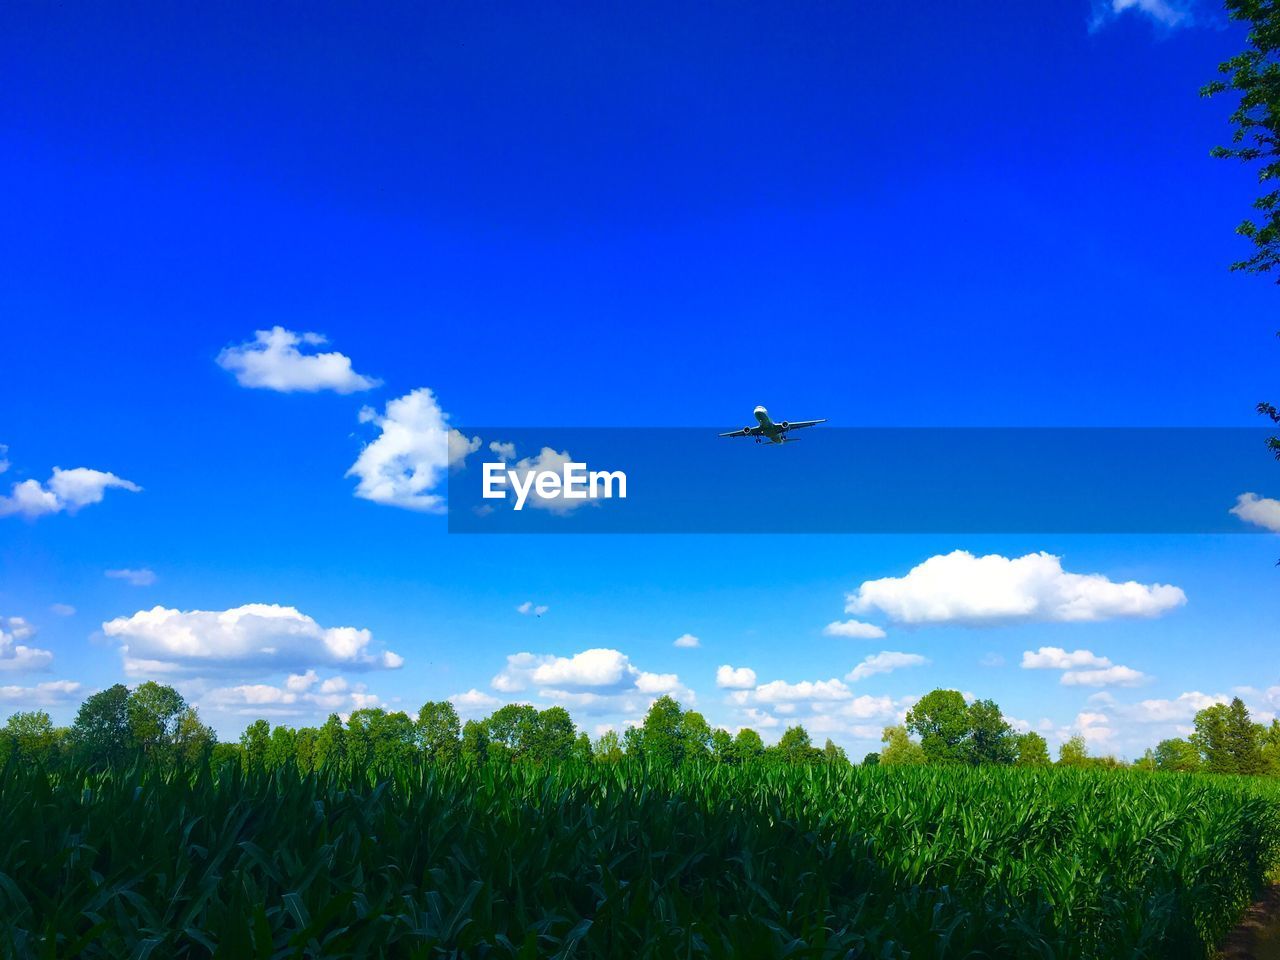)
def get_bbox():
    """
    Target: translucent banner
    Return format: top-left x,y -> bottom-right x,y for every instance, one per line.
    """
445,428 -> 1280,534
